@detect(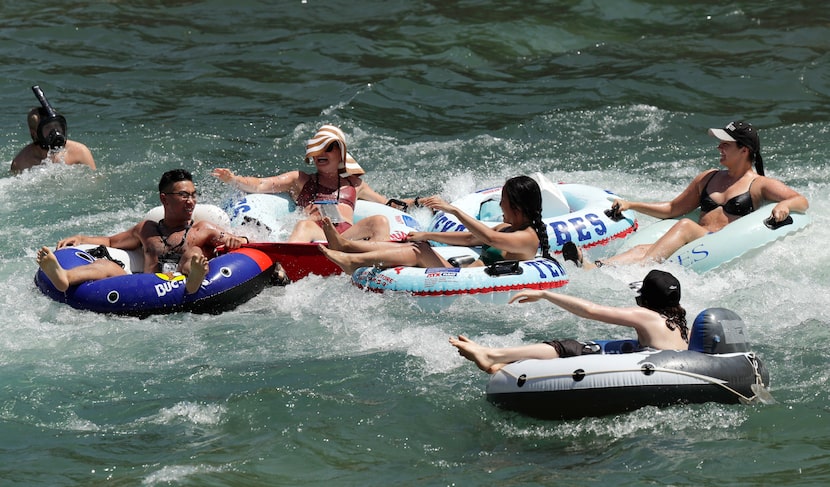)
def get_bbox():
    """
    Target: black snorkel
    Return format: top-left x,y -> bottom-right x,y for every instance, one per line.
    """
31,85 -> 67,150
